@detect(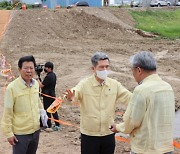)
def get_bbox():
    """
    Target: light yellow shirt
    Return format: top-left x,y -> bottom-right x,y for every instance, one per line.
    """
1,76 -> 43,138
116,74 -> 175,154
73,74 -> 132,136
